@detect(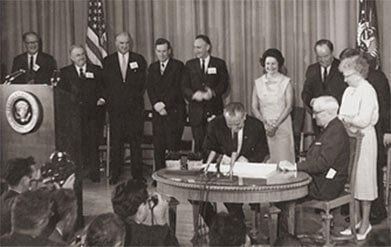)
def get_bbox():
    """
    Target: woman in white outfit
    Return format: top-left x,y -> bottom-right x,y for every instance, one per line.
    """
252,48 -> 295,164
338,54 -> 379,240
